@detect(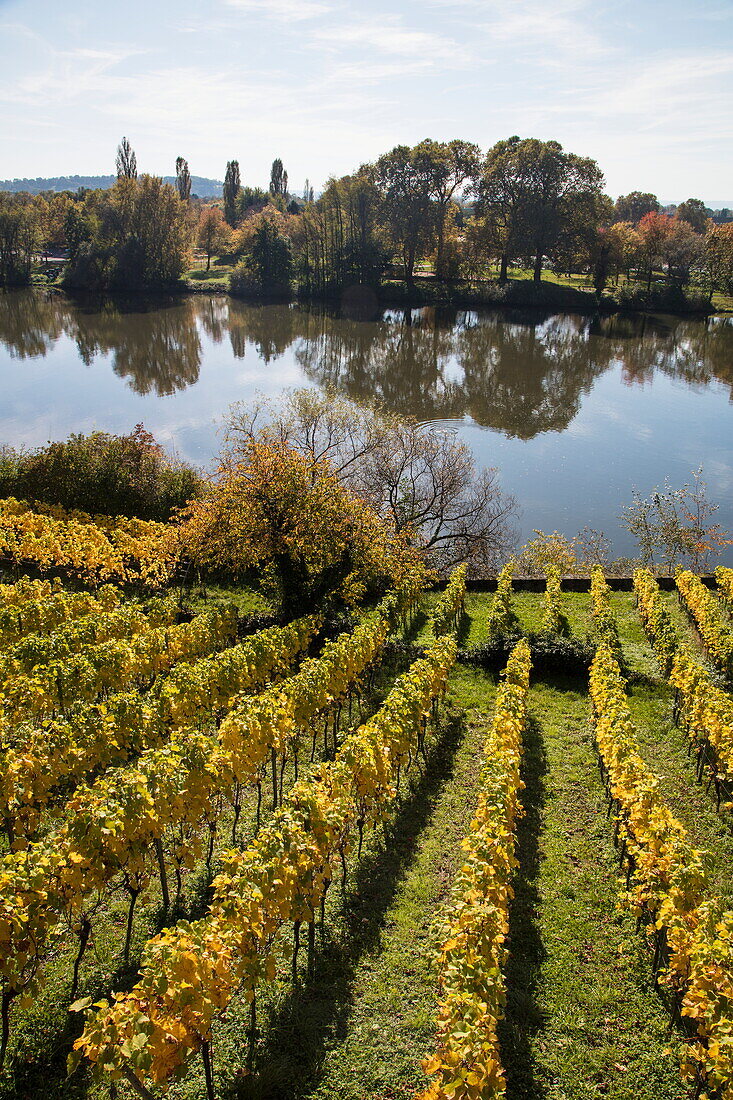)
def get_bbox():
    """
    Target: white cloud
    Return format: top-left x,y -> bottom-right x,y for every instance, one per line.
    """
424,0 -> 608,59
310,15 -> 472,66
224,0 -> 333,20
